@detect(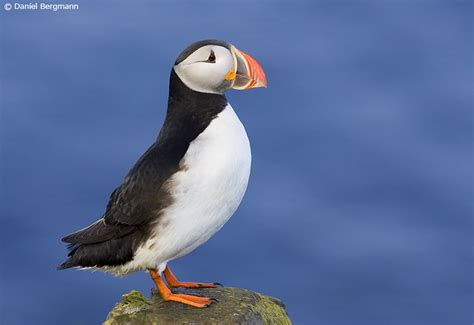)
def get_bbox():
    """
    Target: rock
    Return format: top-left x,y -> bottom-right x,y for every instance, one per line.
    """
104,287 -> 291,324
